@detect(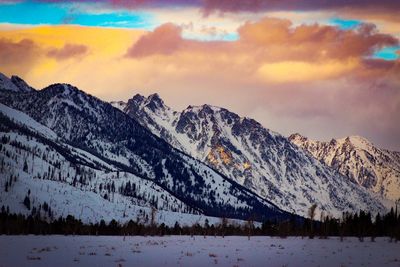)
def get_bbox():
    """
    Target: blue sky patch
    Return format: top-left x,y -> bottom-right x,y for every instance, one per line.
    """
372,46 -> 400,61
0,1 -> 154,29
329,18 -> 362,30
